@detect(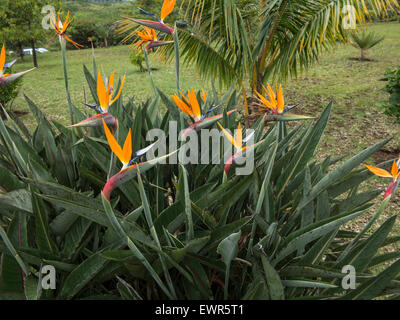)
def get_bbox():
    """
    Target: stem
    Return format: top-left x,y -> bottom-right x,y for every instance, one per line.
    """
224,266 -> 229,300
257,0 -> 289,91
174,26 -> 181,94
143,49 -> 158,97
107,129 -> 117,181
60,38 -> 78,166
61,38 -> 74,125
238,78 -> 249,115
0,222 -> 29,276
